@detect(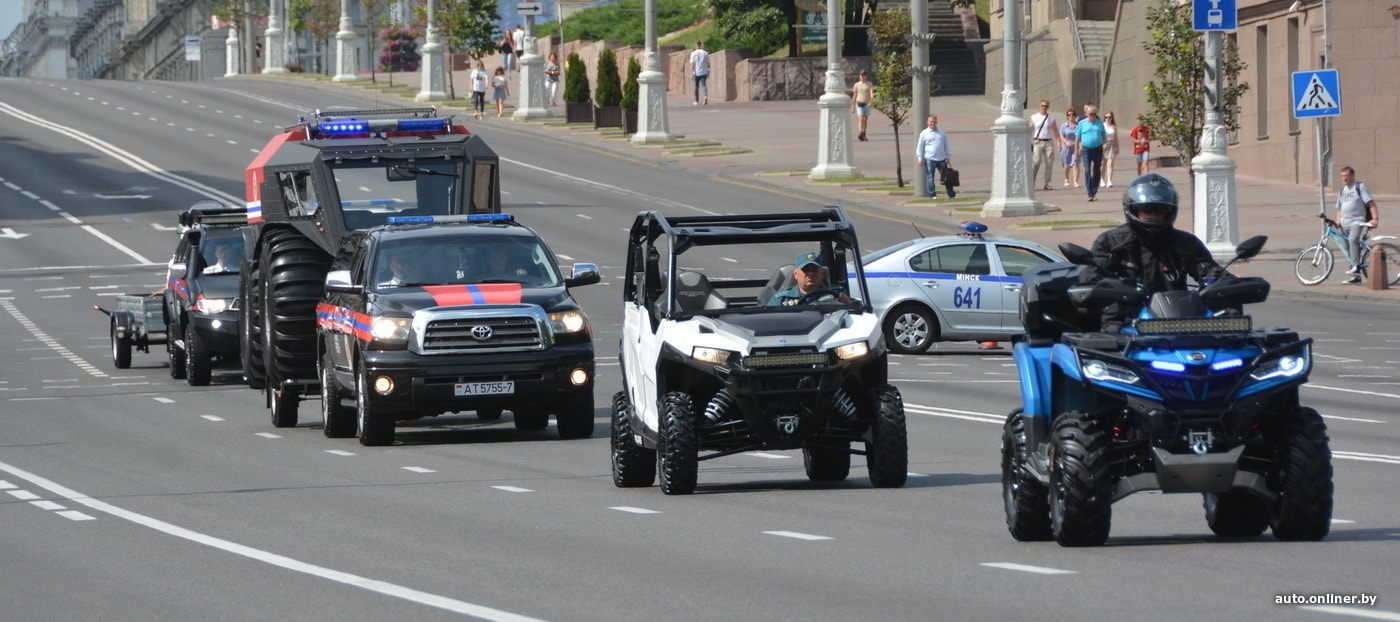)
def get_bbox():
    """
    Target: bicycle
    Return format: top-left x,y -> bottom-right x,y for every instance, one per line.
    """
1294,214 -> 1400,286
